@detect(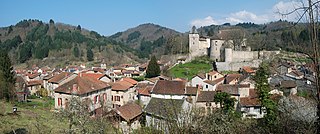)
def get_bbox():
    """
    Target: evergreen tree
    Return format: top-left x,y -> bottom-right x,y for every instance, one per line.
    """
87,48 -> 93,61
73,45 -> 80,58
212,61 -> 218,71
145,55 -> 160,78
253,62 -> 277,126
0,52 -> 15,101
